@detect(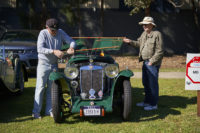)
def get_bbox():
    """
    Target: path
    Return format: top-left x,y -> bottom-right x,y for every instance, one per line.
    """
132,72 -> 185,79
